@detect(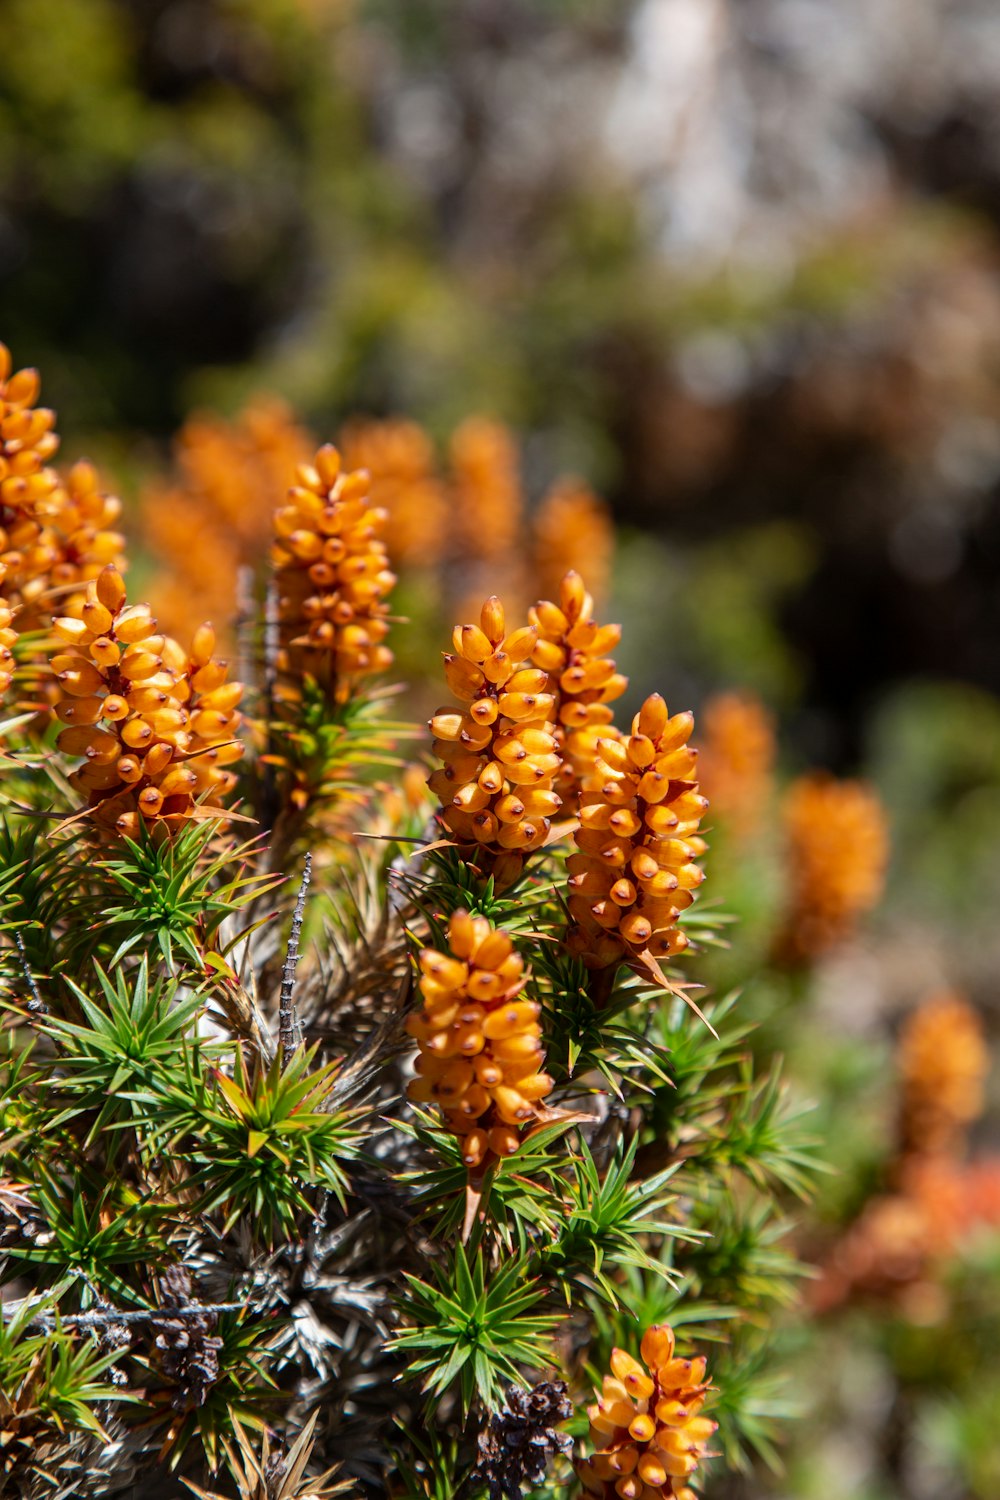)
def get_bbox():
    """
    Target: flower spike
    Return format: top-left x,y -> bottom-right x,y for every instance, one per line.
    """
406,910 -> 552,1169
898,991 -> 989,1159
579,1325 -> 717,1500
0,340 -> 61,641
271,442 -> 396,704
0,341 -> 60,527
450,417 -> 523,564
429,593 -> 563,889
567,692 -> 708,973
529,570 -> 627,817
698,691 -> 775,840
533,476 -> 615,606
52,564 -> 243,837
775,772 -> 888,963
